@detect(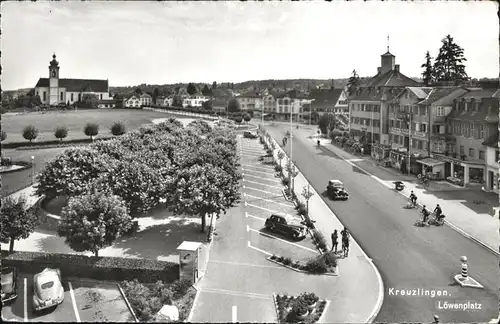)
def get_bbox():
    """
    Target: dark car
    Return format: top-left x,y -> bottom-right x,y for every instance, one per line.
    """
265,212 -> 307,240
326,179 -> 349,200
1,267 -> 18,305
243,131 -> 258,139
